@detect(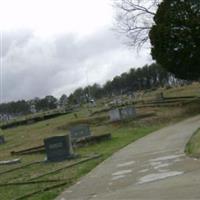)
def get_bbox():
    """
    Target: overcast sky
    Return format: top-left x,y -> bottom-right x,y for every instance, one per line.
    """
0,0 -> 152,102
